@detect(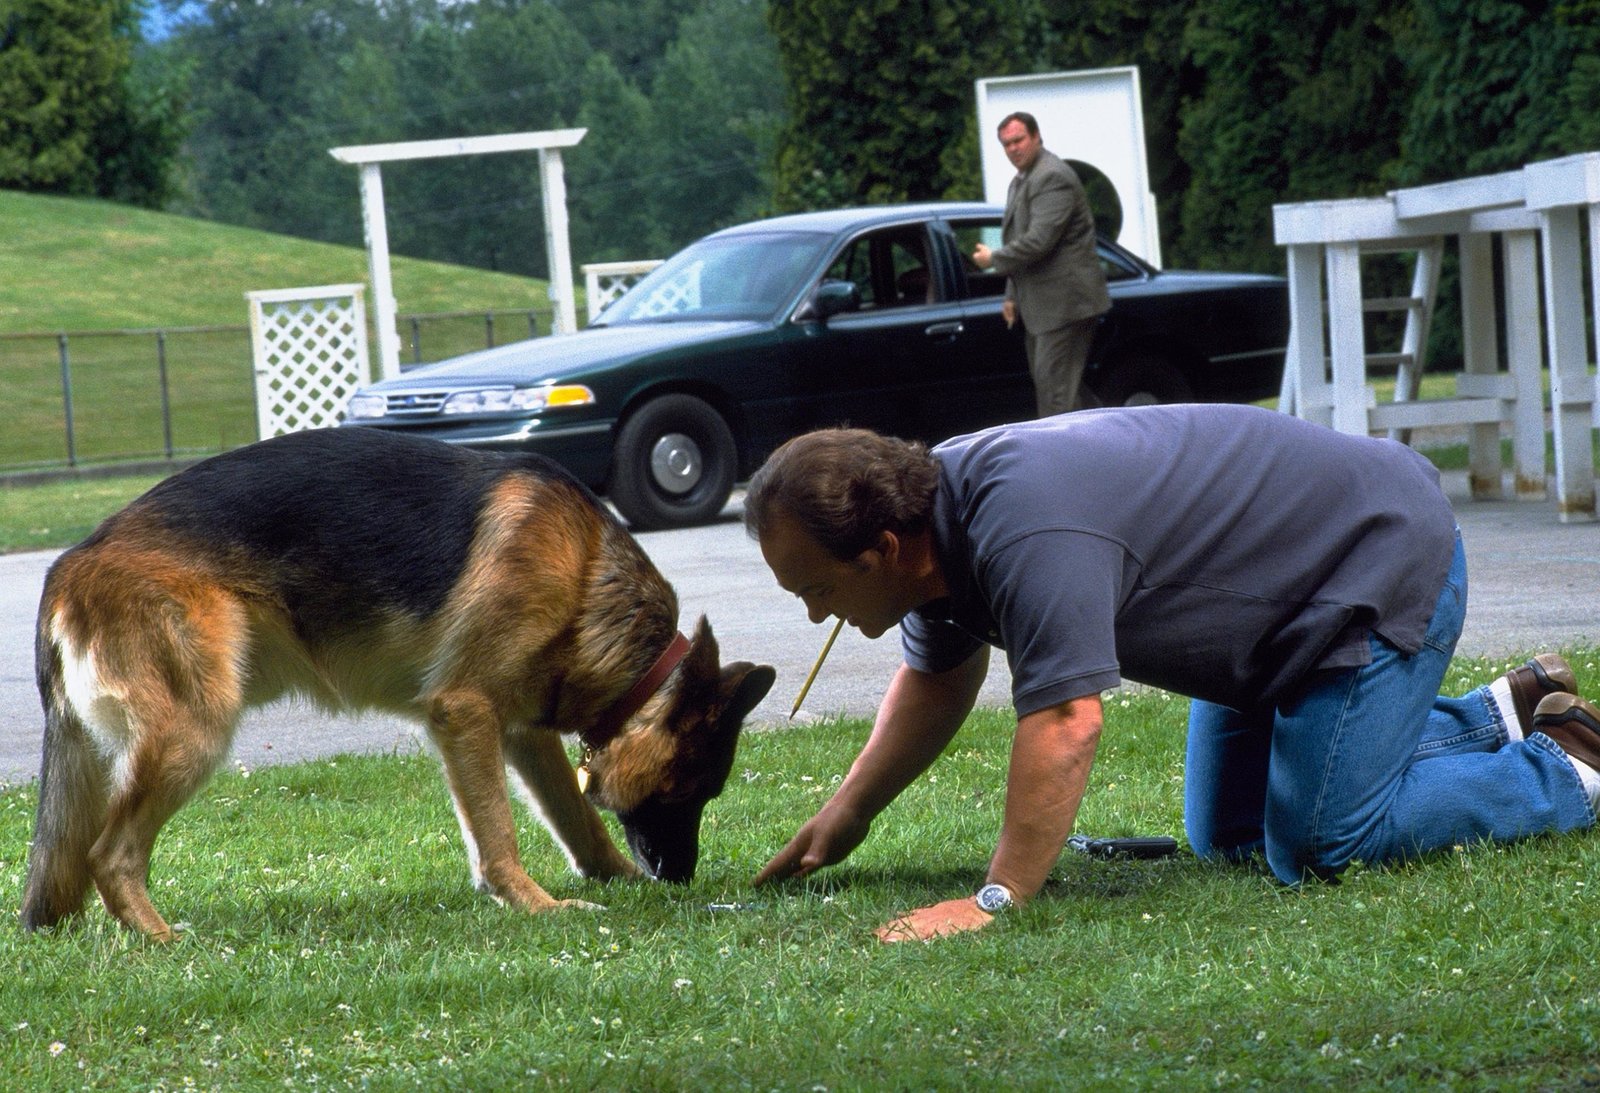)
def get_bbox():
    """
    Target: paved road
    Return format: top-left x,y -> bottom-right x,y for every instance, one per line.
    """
3,473 -> 1598,788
